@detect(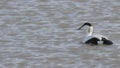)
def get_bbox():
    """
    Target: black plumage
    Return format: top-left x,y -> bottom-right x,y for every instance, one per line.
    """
85,37 -> 100,45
